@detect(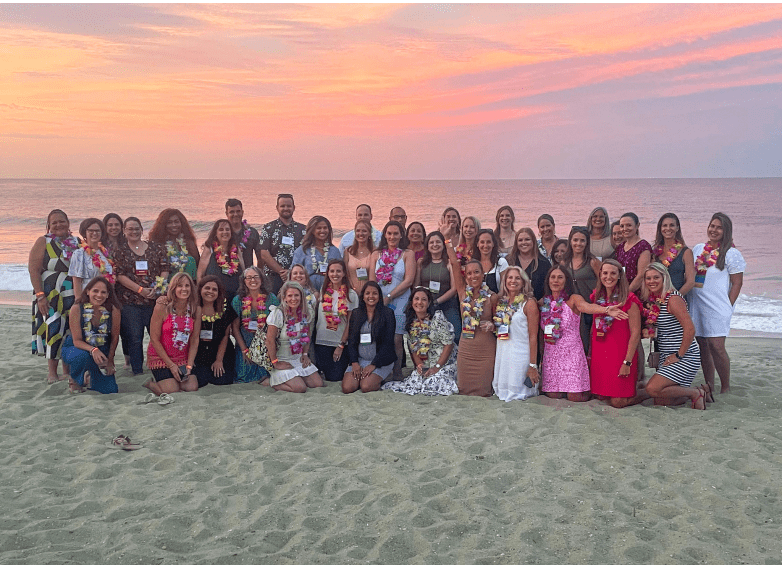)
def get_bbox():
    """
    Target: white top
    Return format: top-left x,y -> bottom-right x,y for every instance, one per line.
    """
68,247 -> 114,282
493,300 -> 537,401
315,287 -> 359,347
688,244 -> 746,337
338,227 -> 383,255
267,305 -> 315,361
